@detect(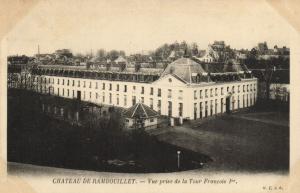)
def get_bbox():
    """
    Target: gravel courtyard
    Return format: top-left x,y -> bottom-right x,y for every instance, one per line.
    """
152,112 -> 289,173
